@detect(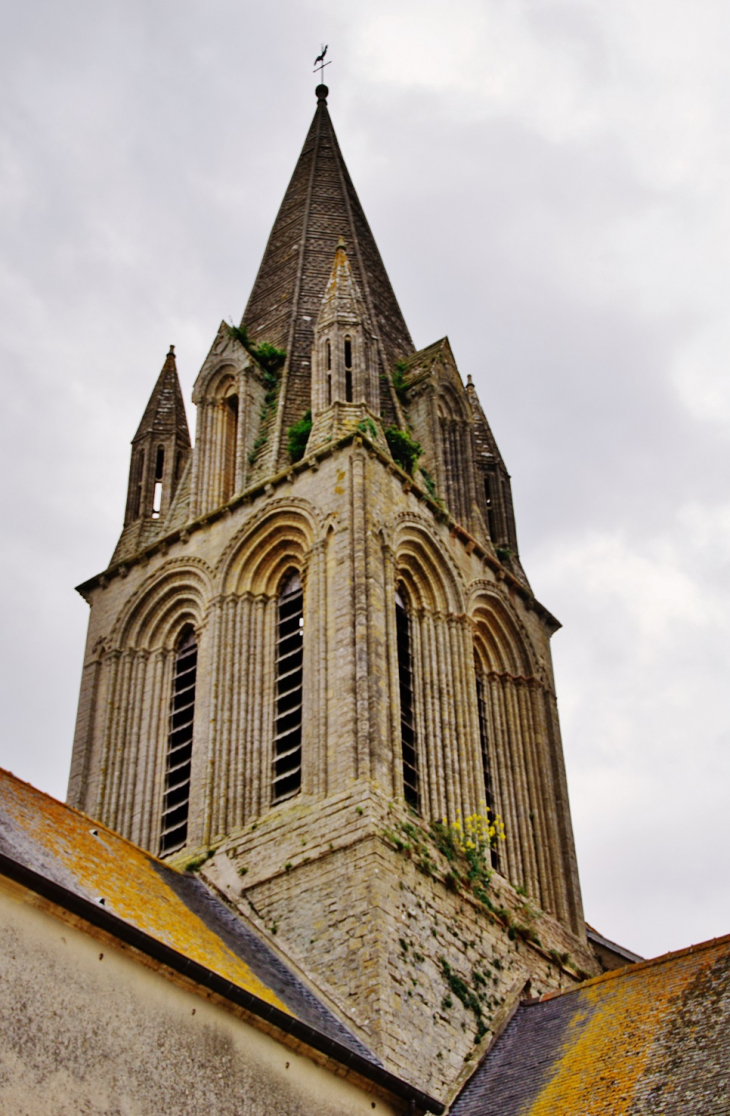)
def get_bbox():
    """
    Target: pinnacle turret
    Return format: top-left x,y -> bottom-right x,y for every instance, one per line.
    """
117,346 -> 192,555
